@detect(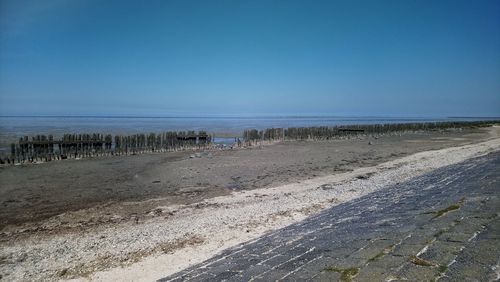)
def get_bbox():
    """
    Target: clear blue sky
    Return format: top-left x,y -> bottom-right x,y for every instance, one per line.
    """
1,0 -> 499,117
